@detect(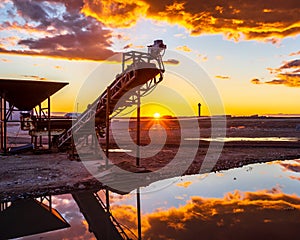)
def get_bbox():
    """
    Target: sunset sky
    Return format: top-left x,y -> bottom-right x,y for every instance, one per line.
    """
0,0 -> 299,116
